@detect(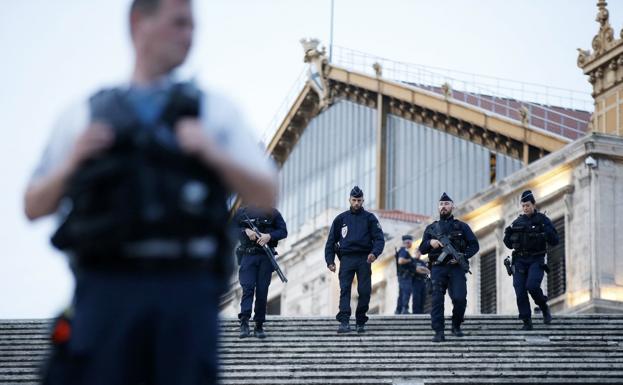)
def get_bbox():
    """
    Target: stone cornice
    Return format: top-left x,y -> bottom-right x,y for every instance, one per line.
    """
456,133 -> 623,217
